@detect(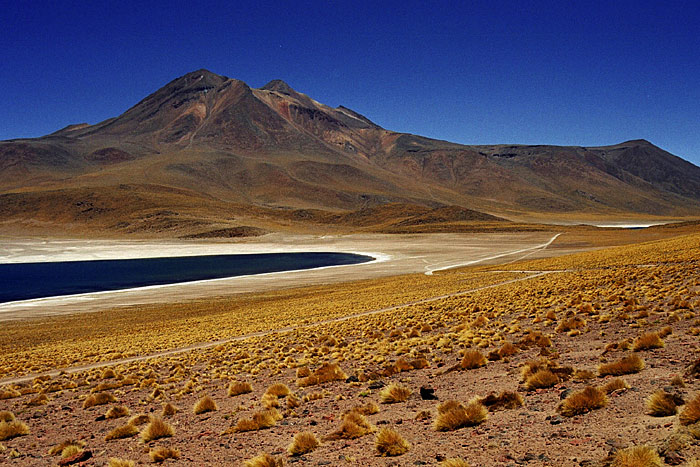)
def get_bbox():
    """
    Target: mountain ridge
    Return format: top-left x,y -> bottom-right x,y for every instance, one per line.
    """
1,69 -> 699,236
